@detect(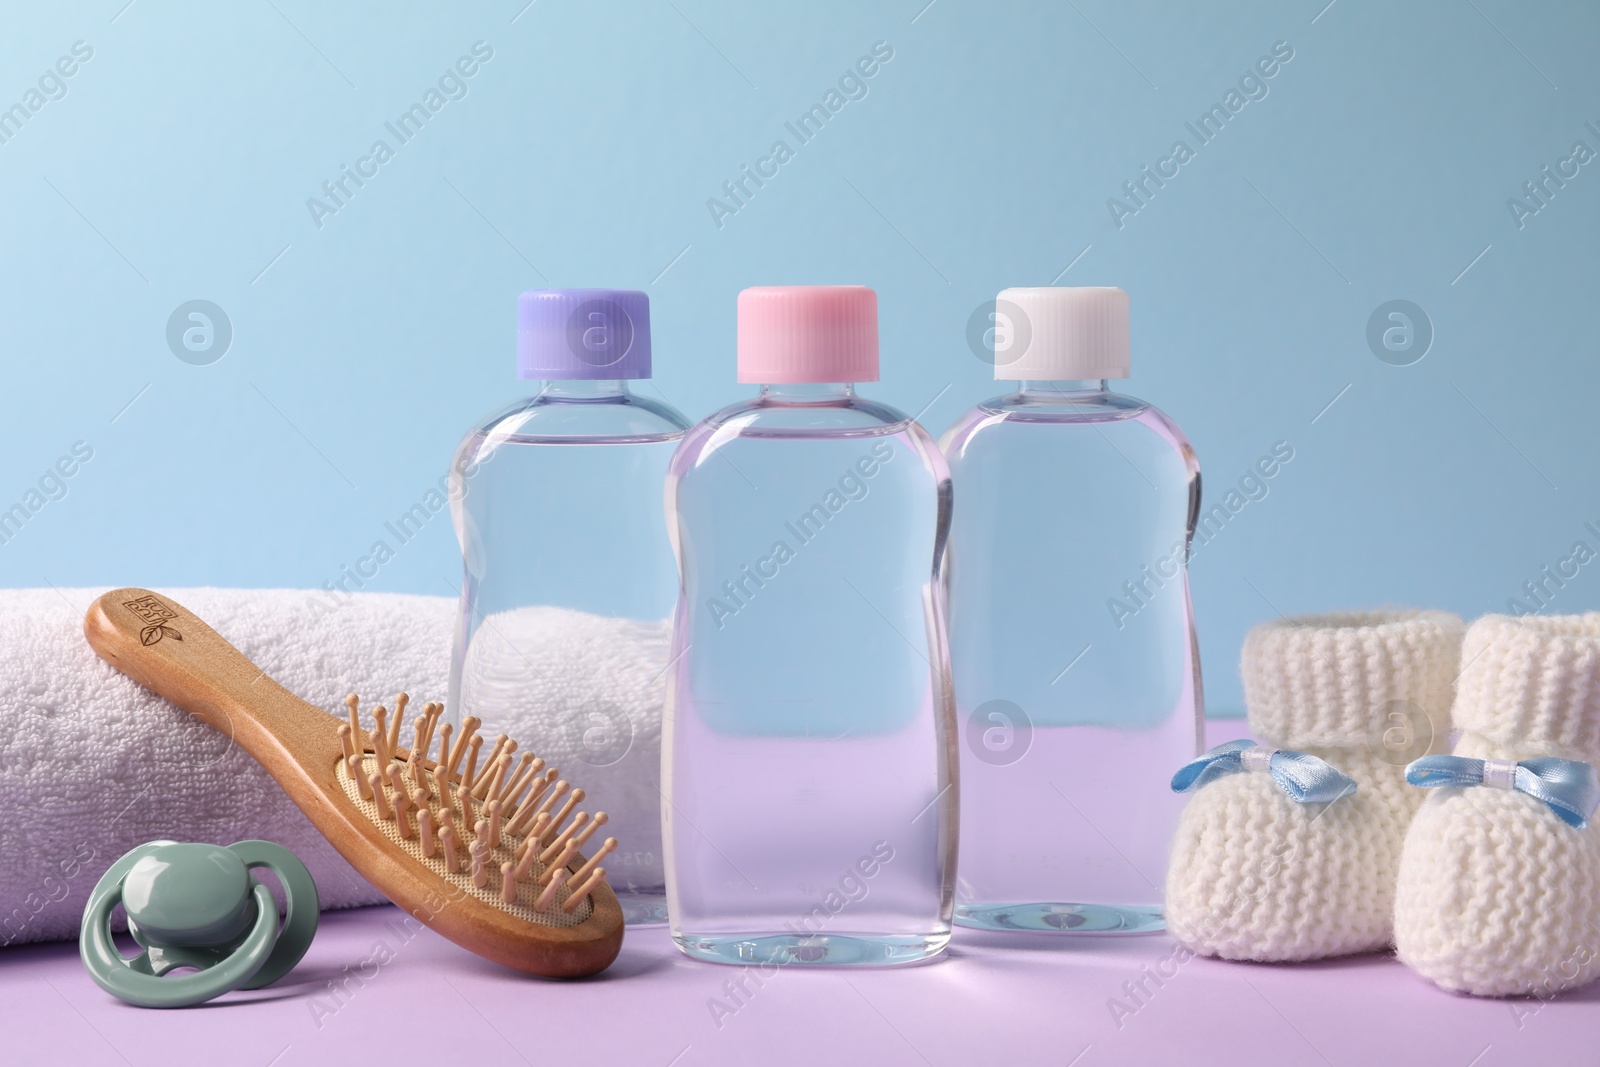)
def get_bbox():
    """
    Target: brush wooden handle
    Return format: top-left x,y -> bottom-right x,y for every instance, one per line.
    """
84,588 -> 624,978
